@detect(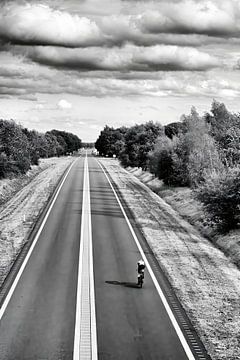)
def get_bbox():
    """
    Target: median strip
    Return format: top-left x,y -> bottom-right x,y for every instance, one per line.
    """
73,153 -> 98,360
